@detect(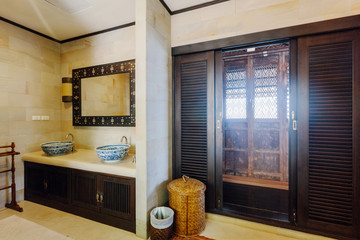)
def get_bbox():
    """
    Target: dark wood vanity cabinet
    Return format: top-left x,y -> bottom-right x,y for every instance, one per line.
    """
24,162 -> 136,233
